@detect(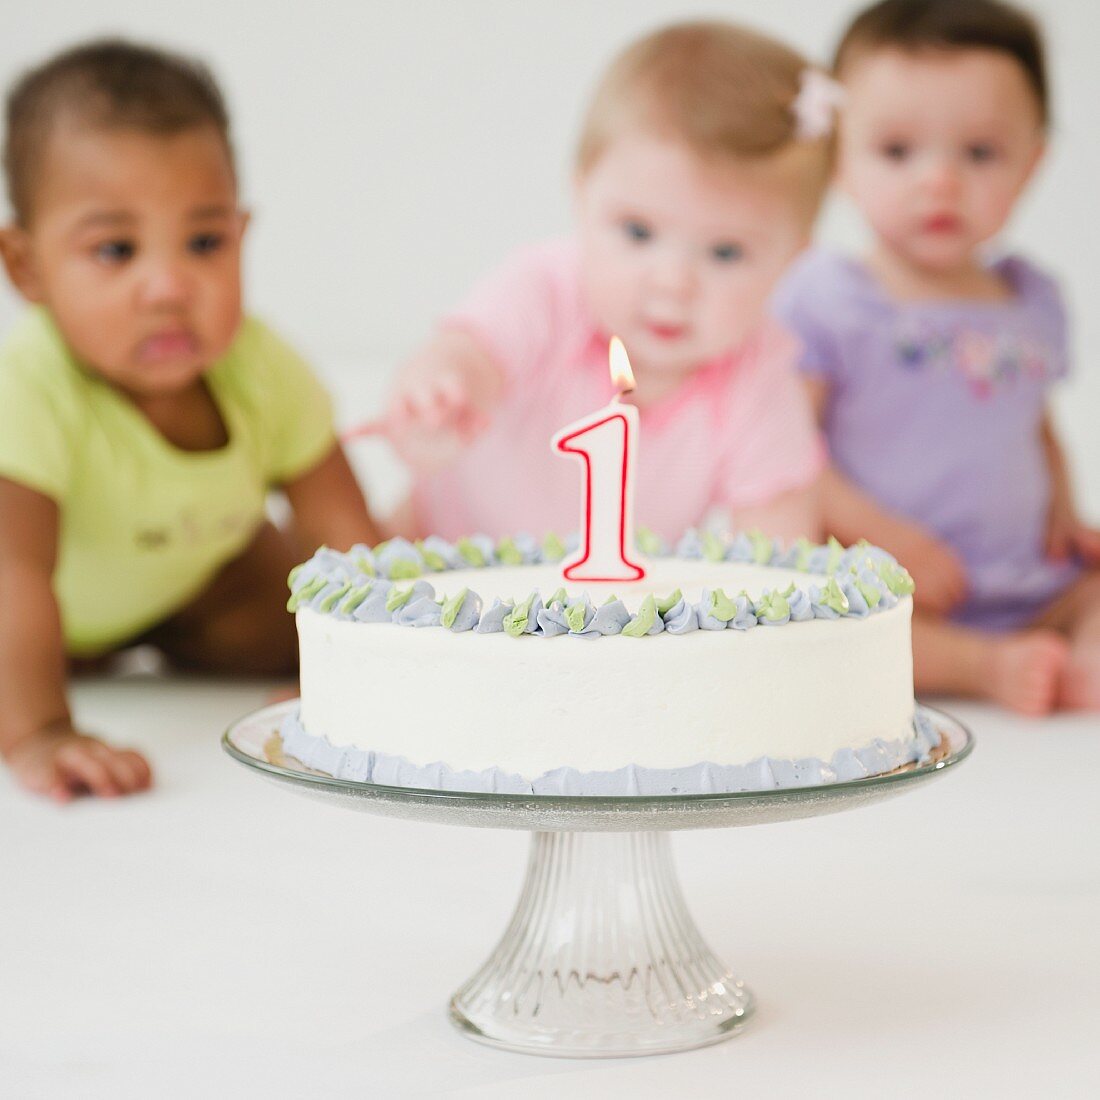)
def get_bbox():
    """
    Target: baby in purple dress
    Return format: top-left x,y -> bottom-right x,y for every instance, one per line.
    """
775,0 -> 1100,714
